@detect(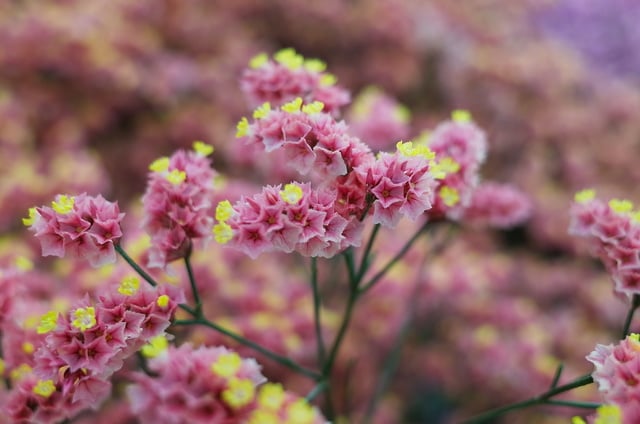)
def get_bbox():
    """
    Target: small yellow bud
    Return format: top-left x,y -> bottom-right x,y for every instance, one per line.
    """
236,117 -> 250,138
320,73 -> 337,86
193,141 -> 214,156
51,195 -> 75,214
222,378 -> 255,409
71,306 -> 96,332
37,311 -> 59,334
211,352 -> 242,378
253,102 -> 271,119
609,199 -> 633,214
286,399 -> 315,424
213,222 -> 234,244
166,169 -> 187,185
156,294 -> 170,308
118,276 -> 140,296
22,207 -> 38,226
274,48 -> 303,70
149,157 -> 170,173
452,109 -> 472,123
216,200 -> 234,222
33,379 -> 56,398
140,334 -> 169,358
574,188 -> 595,204
280,183 -> 304,204
15,256 -> 33,271
304,58 -> 327,73
281,97 -> 303,113
440,186 -> 460,207
302,101 -> 324,115
249,52 -> 268,69
22,342 -> 35,354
